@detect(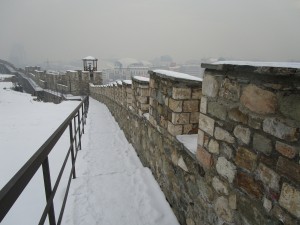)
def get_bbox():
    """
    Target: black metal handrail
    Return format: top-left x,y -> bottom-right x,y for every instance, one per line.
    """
0,96 -> 89,225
